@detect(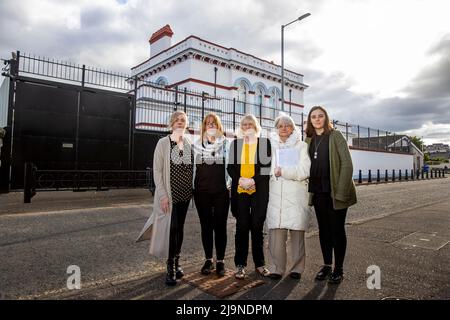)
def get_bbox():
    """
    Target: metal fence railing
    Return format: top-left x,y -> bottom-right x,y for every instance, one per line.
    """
134,81 -> 413,154
134,81 -> 291,137
333,122 -> 411,154
3,51 -> 415,155
355,168 -> 446,184
23,162 -> 154,203
16,52 -> 132,92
